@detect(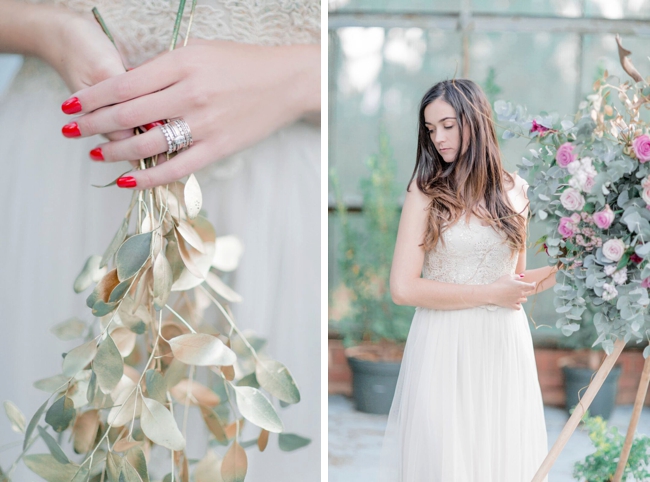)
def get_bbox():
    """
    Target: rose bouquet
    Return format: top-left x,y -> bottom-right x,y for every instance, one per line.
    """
494,37 -> 650,358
